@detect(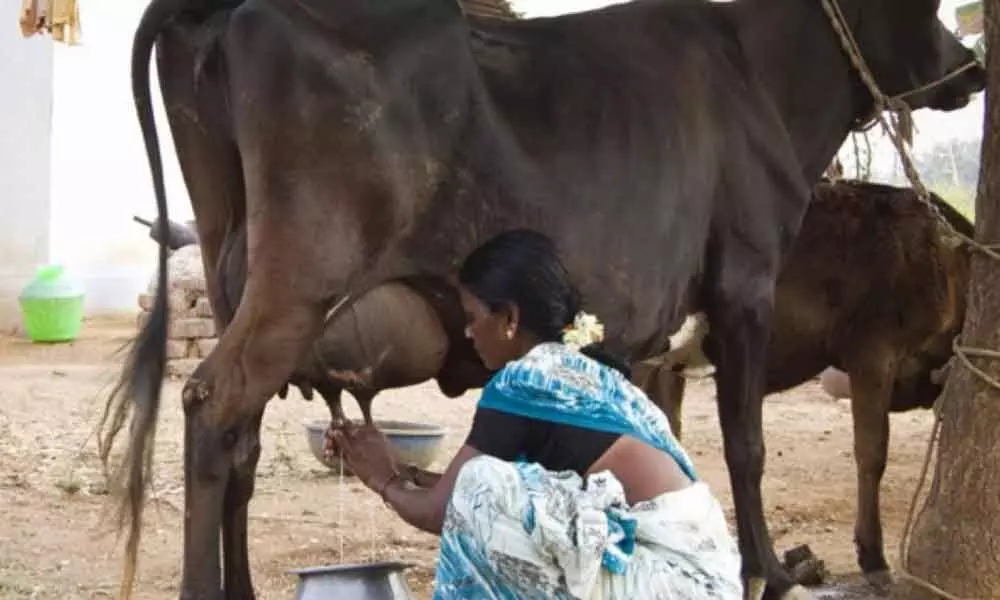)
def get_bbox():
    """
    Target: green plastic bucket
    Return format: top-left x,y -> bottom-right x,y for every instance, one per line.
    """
18,264 -> 86,343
